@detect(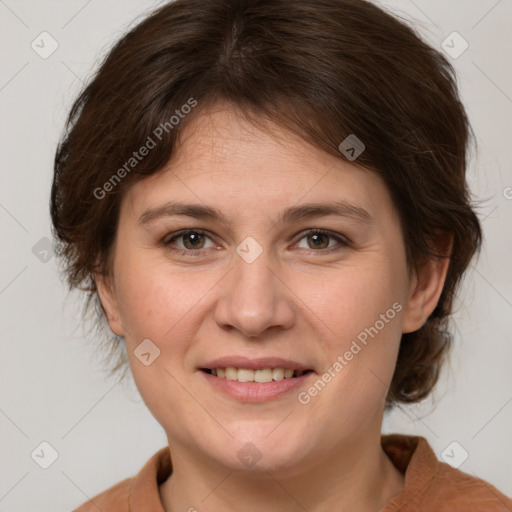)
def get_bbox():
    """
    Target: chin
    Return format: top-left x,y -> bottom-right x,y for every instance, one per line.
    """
209,427 -> 312,475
